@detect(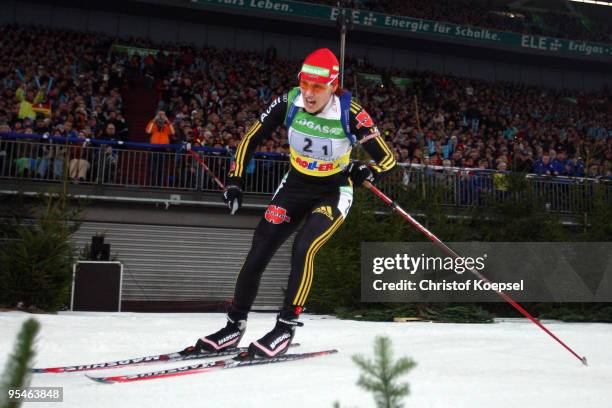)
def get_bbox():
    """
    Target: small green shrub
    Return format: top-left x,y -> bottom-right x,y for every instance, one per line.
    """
0,318 -> 40,408
351,336 -> 416,408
